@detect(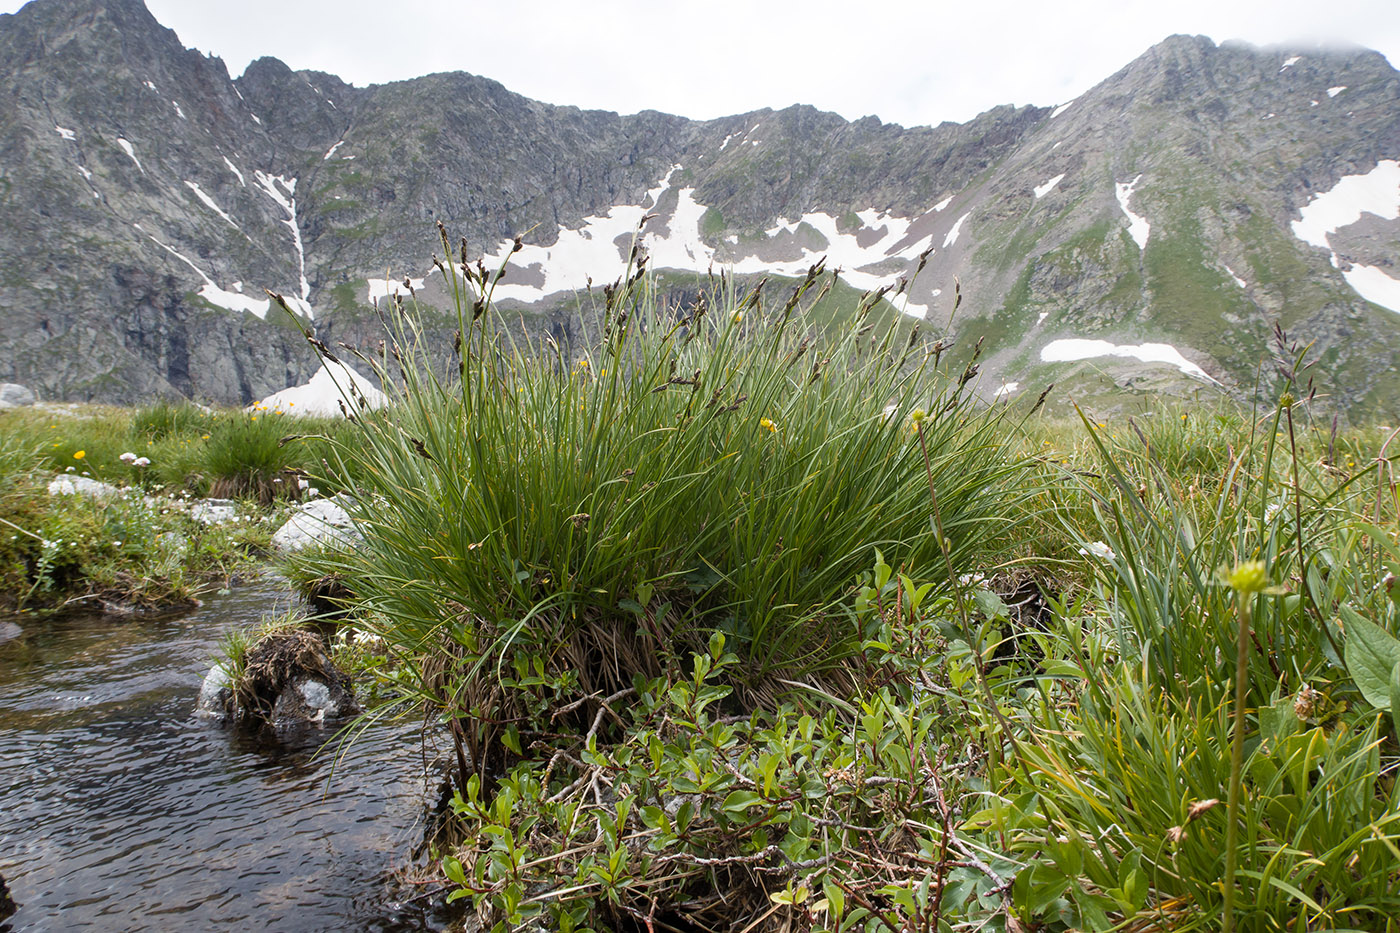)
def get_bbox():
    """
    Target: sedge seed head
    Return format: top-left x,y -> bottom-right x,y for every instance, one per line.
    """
1225,560 -> 1269,594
